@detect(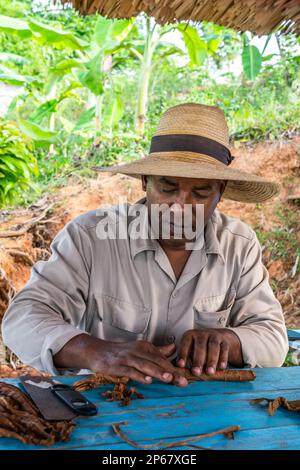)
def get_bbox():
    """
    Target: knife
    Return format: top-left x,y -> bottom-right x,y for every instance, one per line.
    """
19,376 -> 97,420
